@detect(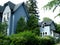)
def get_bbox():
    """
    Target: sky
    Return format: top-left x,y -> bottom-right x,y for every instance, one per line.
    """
0,0 -> 60,24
